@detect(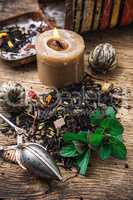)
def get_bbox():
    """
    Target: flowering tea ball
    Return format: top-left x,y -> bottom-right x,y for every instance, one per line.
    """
0,82 -> 26,114
89,43 -> 118,74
